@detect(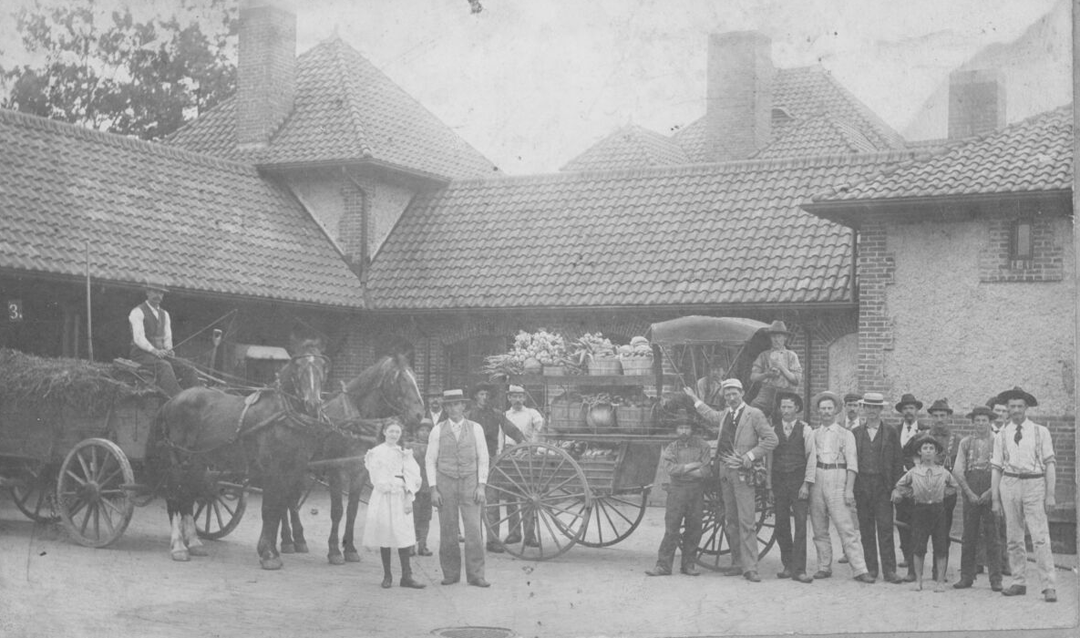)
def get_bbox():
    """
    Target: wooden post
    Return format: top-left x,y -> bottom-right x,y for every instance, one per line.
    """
85,241 -> 94,362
